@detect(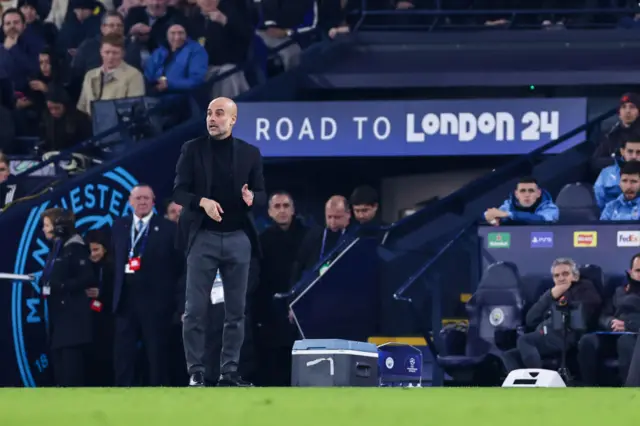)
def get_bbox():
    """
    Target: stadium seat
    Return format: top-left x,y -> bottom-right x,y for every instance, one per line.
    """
580,264 -> 605,297
555,182 -> 599,222
437,262 -> 525,385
